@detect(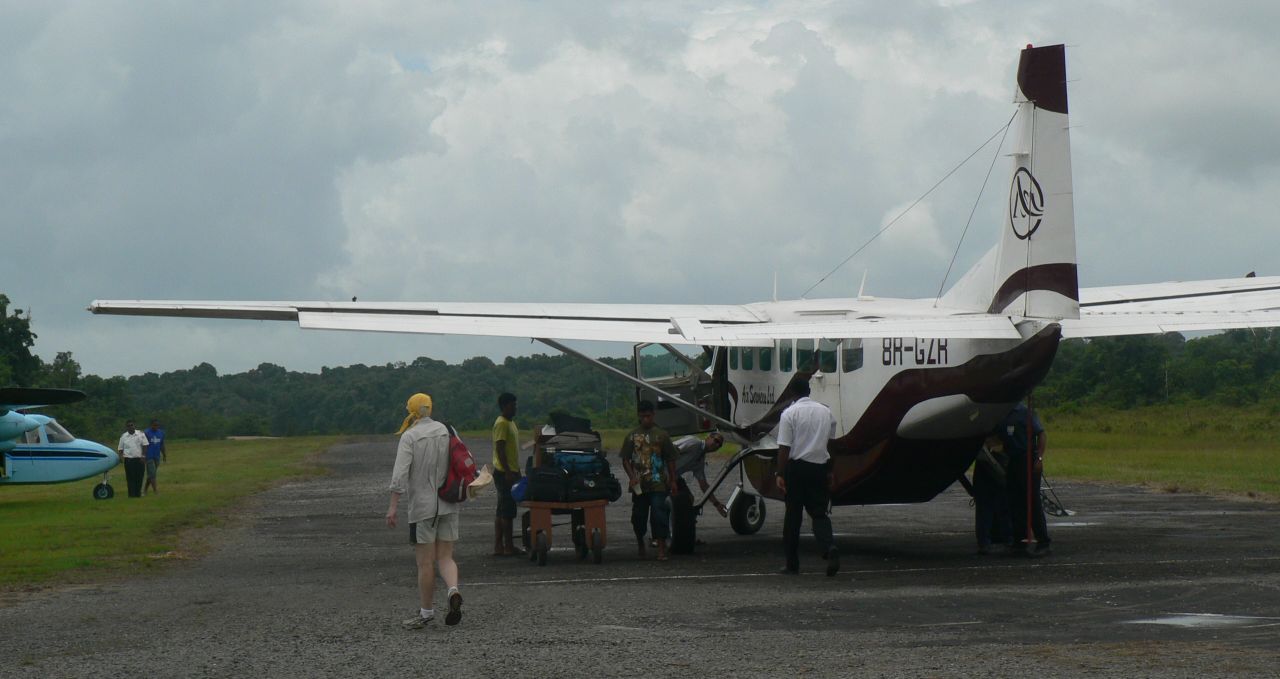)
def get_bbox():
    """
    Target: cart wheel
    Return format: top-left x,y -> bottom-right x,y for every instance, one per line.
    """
535,533 -> 549,567
591,528 -> 603,565
574,526 -> 589,560
93,483 -> 114,500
